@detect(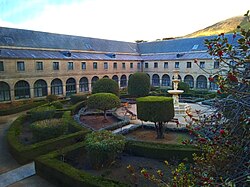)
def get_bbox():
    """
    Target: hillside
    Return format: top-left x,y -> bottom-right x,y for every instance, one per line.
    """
185,16 -> 249,38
